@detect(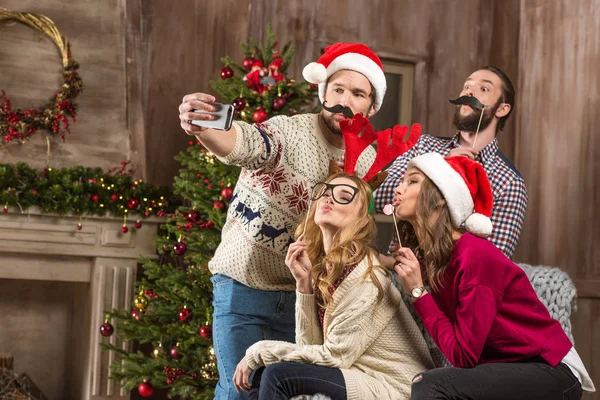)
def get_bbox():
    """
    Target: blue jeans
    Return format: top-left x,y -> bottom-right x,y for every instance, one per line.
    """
211,274 -> 296,400
248,362 -> 347,400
